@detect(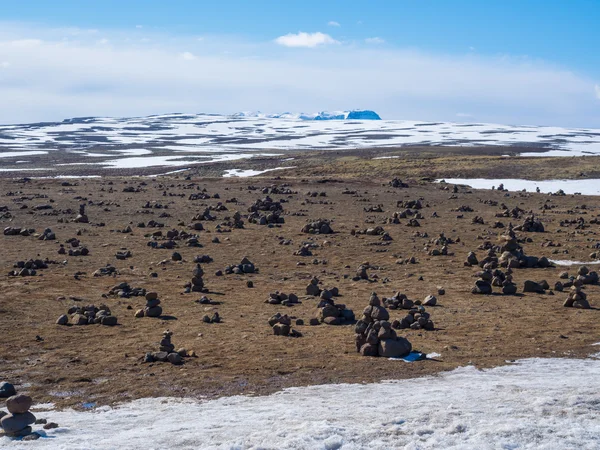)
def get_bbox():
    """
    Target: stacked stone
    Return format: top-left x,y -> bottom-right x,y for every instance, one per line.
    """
294,244 -> 313,256
107,282 -> 146,298
355,293 -> 412,357
38,228 -> 56,240
389,178 -> 408,188
301,219 -> 333,234
189,264 -> 206,293
248,196 -> 283,214
305,277 -> 340,299
0,394 -> 36,438
514,215 -> 544,232
248,210 -> 284,226
136,292 -> 162,318
464,251 -> 479,266
315,295 -> 354,325
265,292 -> 299,306
192,208 -> 216,221
224,257 -> 257,275
231,211 -> 244,228
143,330 -> 185,365
392,305 -> 435,331
498,224 -> 551,269
563,282 -> 590,309
74,204 -> 89,223
8,259 -> 48,277
268,313 -> 302,337
576,265 -> 599,285
472,270 -> 493,295
57,304 -> 117,326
